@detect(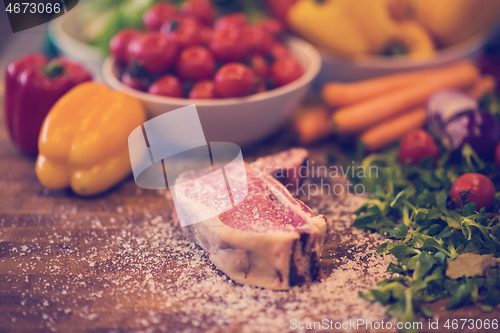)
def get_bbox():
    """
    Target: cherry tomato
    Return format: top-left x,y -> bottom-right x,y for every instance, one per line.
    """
255,80 -> 267,94
189,80 -> 216,99
148,75 -> 183,98
257,18 -> 285,38
179,0 -> 215,25
214,63 -> 255,98
161,17 -> 201,49
270,57 -> 303,87
121,72 -> 149,91
209,27 -> 249,62
214,13 -> 248,30
127,33 -> 179,74
398,129 -> 439,165
143,3 -> 177,31
269,42 -> 291,60
176,46 -> 215,81
110,29 -> 141,65
200,26 -> 213,46
496,142 -> 500,168
244,26 -> 273,55
266,0 -> 298,25
450,173 -> 495,210
249,55 -> 269,79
